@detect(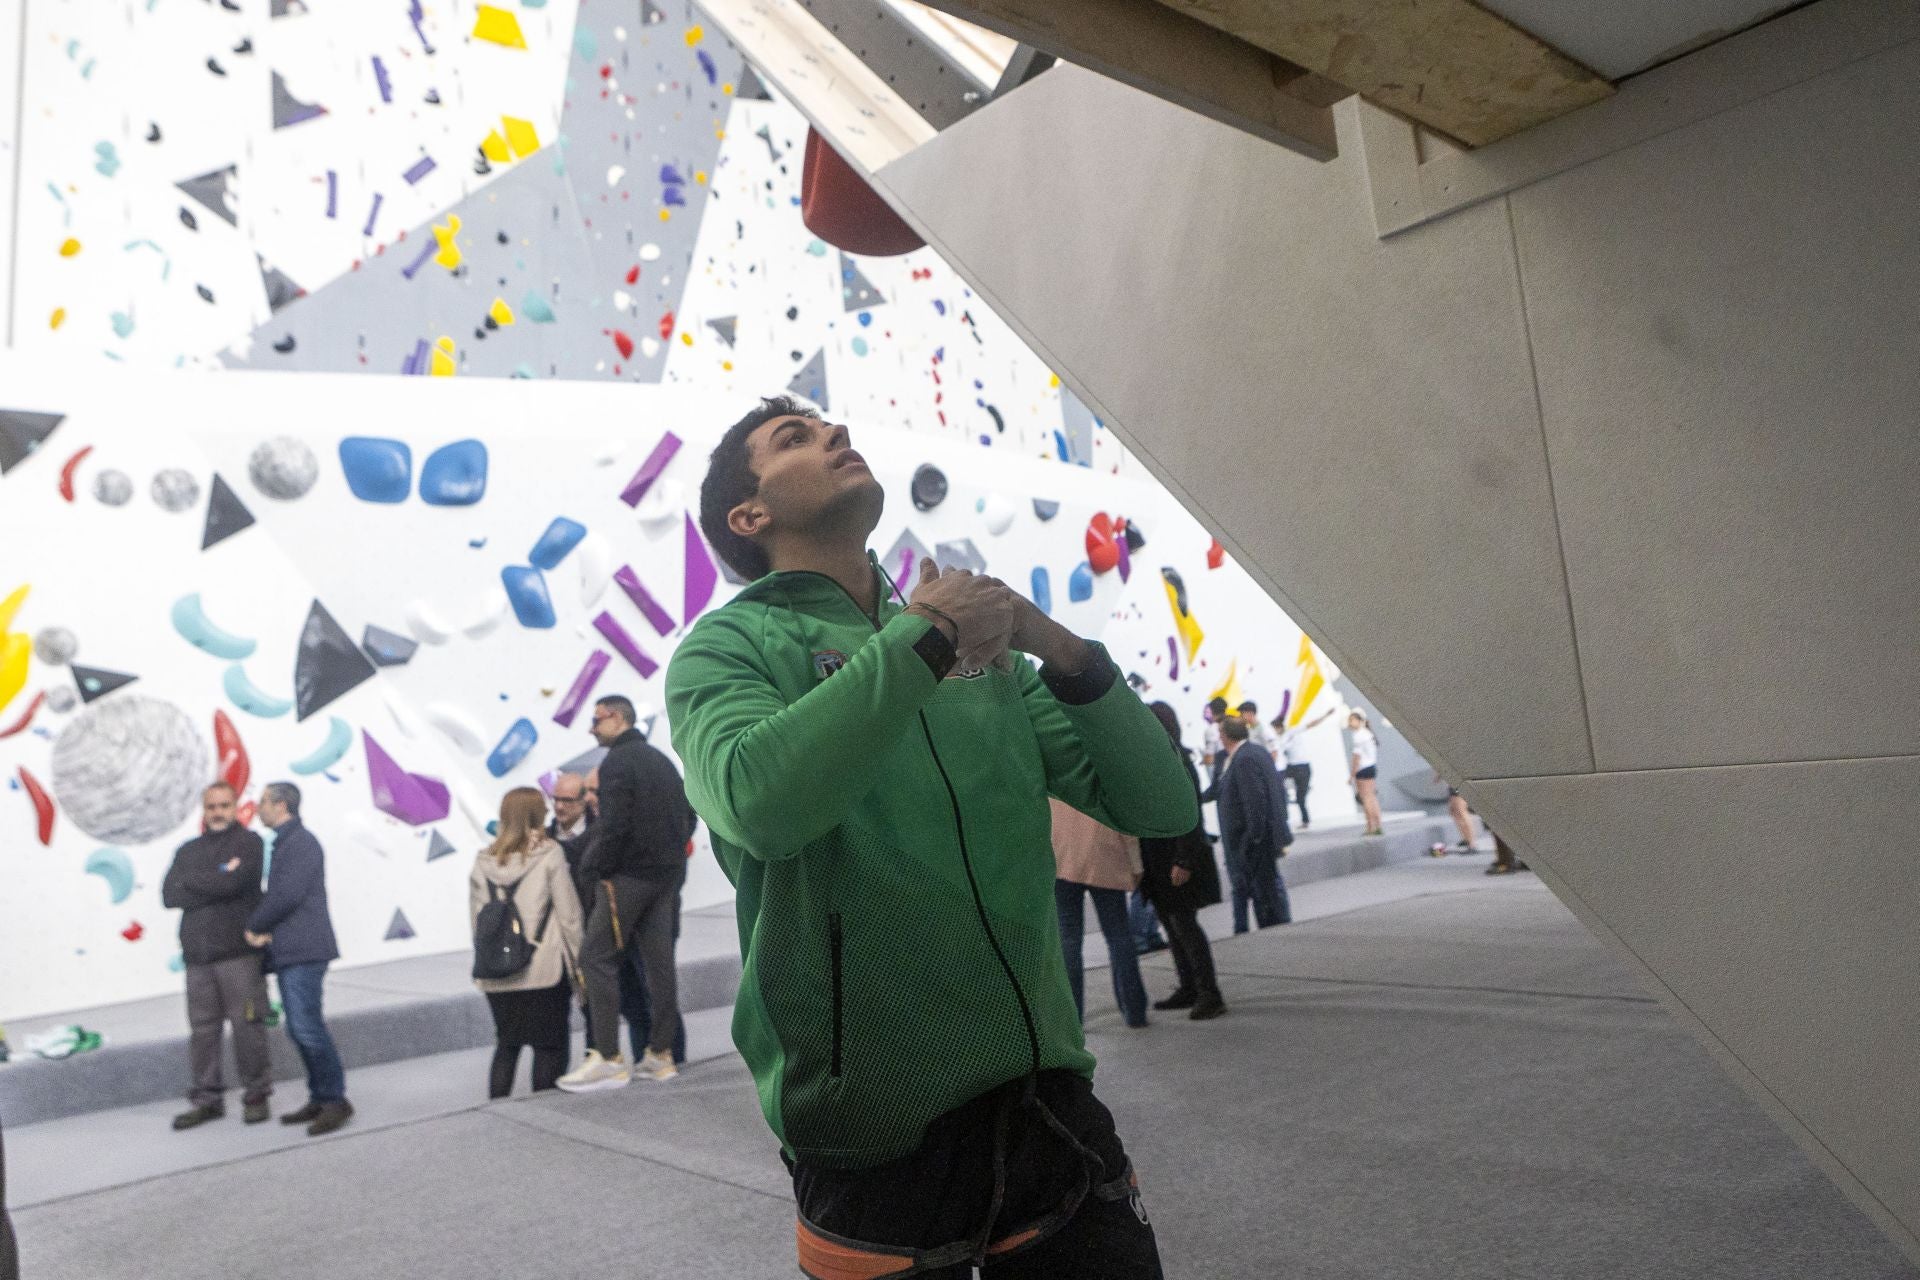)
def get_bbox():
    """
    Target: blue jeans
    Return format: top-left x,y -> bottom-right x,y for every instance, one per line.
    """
1054,882 -> 1149,1028
1225,845 -> 1292,934
1127,890 -> 1166,954
276,961 -> 346,1104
